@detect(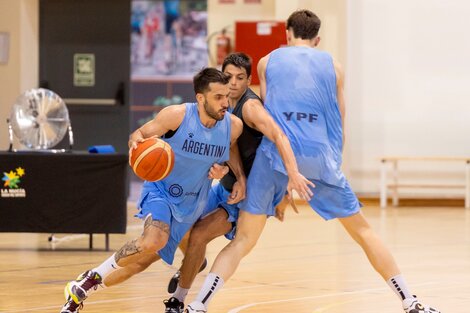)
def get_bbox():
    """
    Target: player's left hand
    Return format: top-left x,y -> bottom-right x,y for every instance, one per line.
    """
208,163 -> 229,180
128,137 -> 146,166
276,194 -> 301,222
286,171 -> 315,202
227,180 -> 246,204
275,196 -> 289,222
